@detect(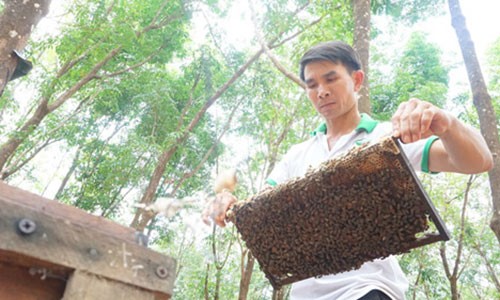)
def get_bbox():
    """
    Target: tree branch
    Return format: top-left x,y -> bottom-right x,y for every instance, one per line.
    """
136,0 -> 184,37
439,242 -> 452,279
474,240 -> 500,292
452,175 -> 475,278
201,9 -> 228,63
130,5 -> 320,230
269,16 -> 324,49
176,71 -> 201,131
3,91 -> 93,179
48,46 -> 122,112
57,39 -> 106,78
54,146 -> 81,200
171,97 -> 243,193
99,45 -> 166,79
248,0 -> 305,89
1,138 -> 59,179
